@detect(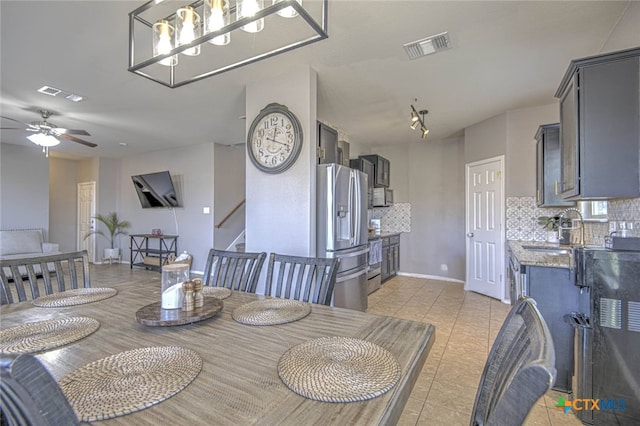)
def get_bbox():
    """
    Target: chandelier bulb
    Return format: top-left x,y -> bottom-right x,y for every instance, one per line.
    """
204,0 -> 230,45
176,6 -> 201,56
152,20 -> 177,66
238,0 -> 265,33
